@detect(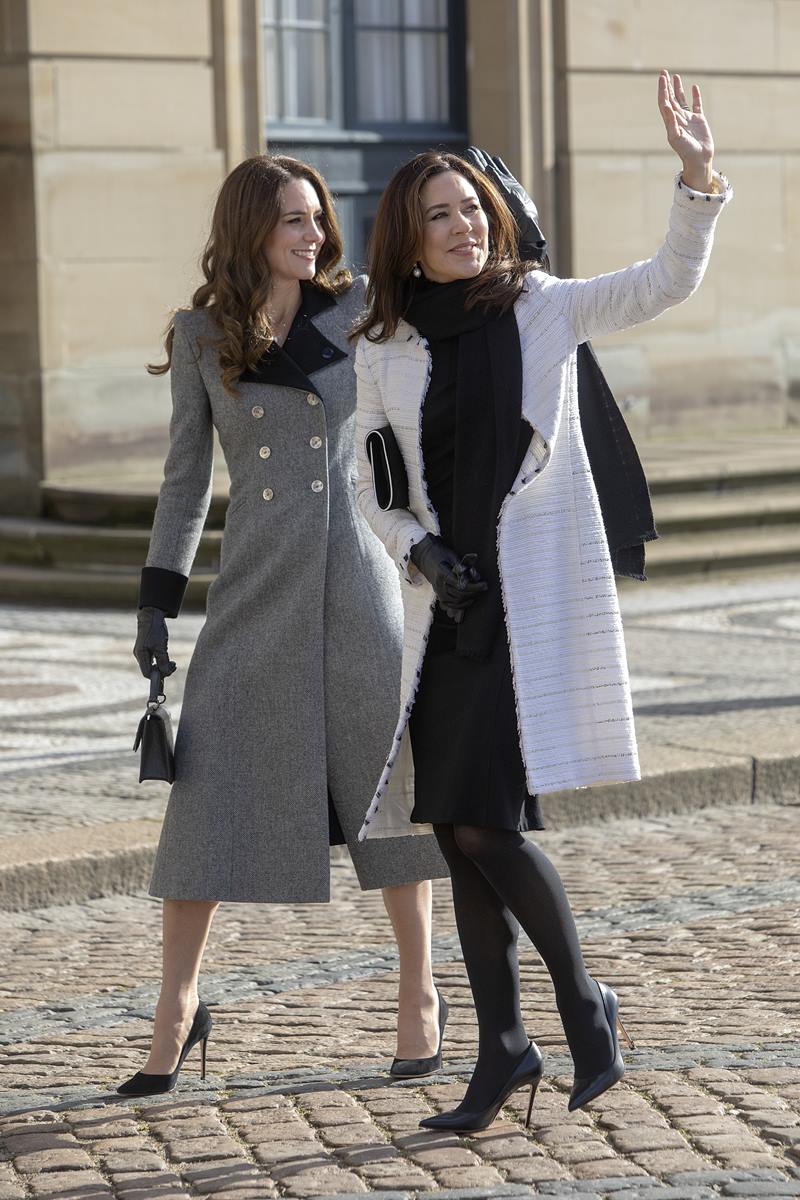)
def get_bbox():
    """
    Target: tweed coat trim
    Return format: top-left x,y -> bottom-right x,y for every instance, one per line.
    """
356,173 -> 732,841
